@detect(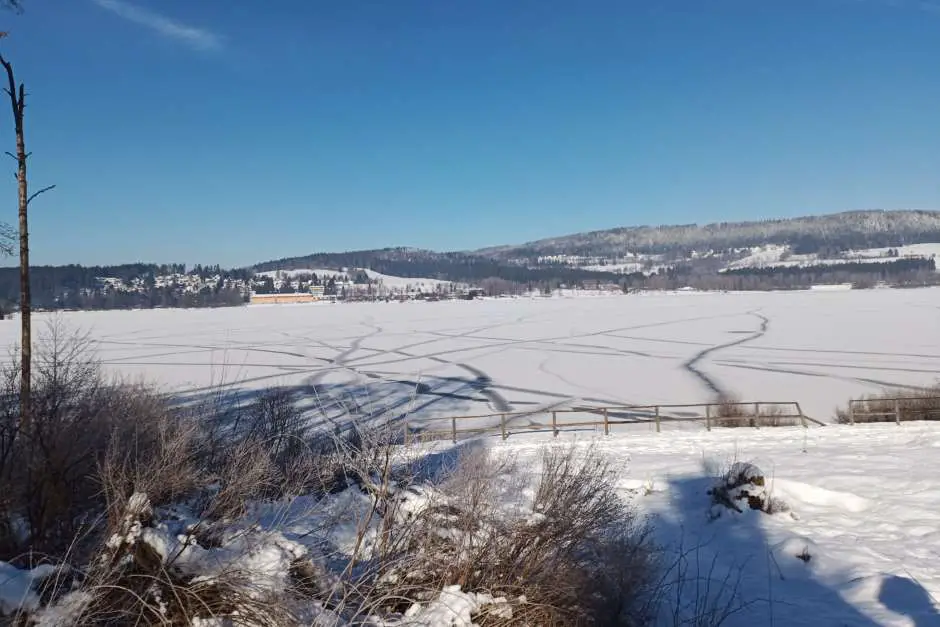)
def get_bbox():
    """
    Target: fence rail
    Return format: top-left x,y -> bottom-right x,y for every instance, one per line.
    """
403,400 -> 823,444
846,396 -> 940,425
